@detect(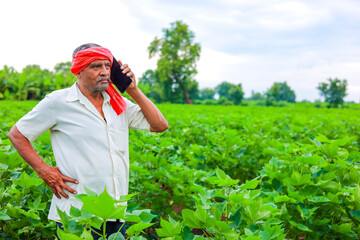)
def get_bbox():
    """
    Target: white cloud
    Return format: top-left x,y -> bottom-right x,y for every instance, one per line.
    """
256,2 -> 331,30
197,48 -> 250,88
